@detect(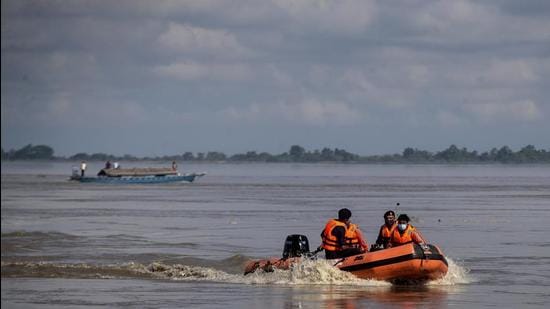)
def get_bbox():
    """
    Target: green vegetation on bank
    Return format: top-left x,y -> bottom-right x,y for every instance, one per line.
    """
2,144 -> 549,163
